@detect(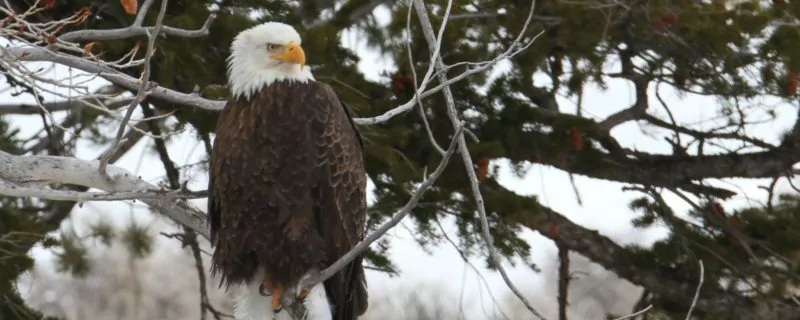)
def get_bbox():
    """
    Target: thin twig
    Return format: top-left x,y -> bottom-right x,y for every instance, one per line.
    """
405,0 -> 445,155
557,243 -> 569,320
434,218 -> 512,320
685,260 -> 705,320
188,230 -> 217,320
99,0 -> 168,176
412,0 -> 547,319
613,304 -> 653,320
0,96 -> 133,114
141,100 -> 226,320
668,188 -> 760,264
